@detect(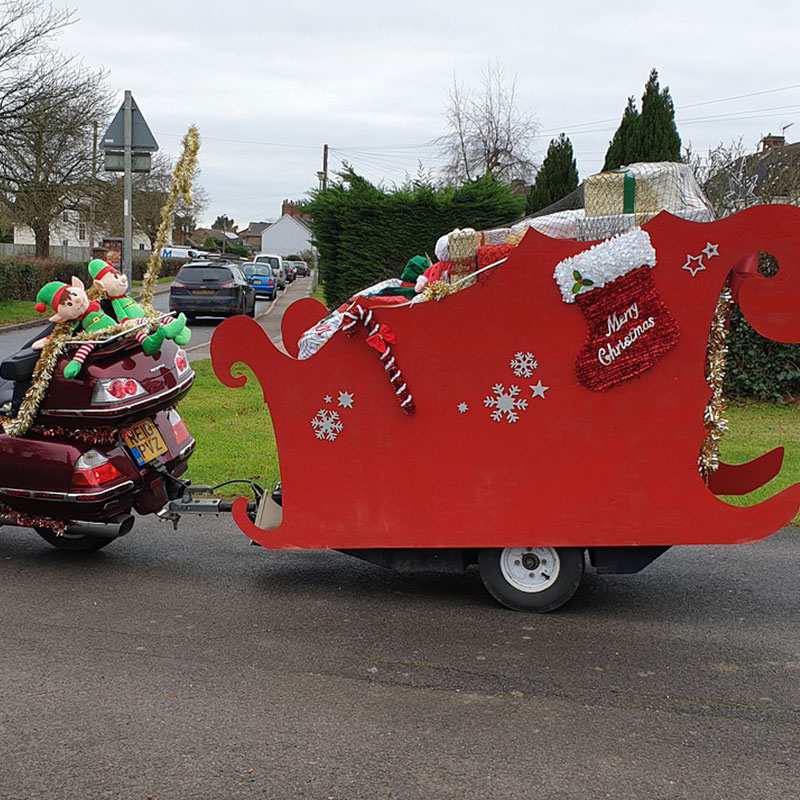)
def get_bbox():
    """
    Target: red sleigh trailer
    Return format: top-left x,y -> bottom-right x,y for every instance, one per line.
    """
210,206 -> 800,612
